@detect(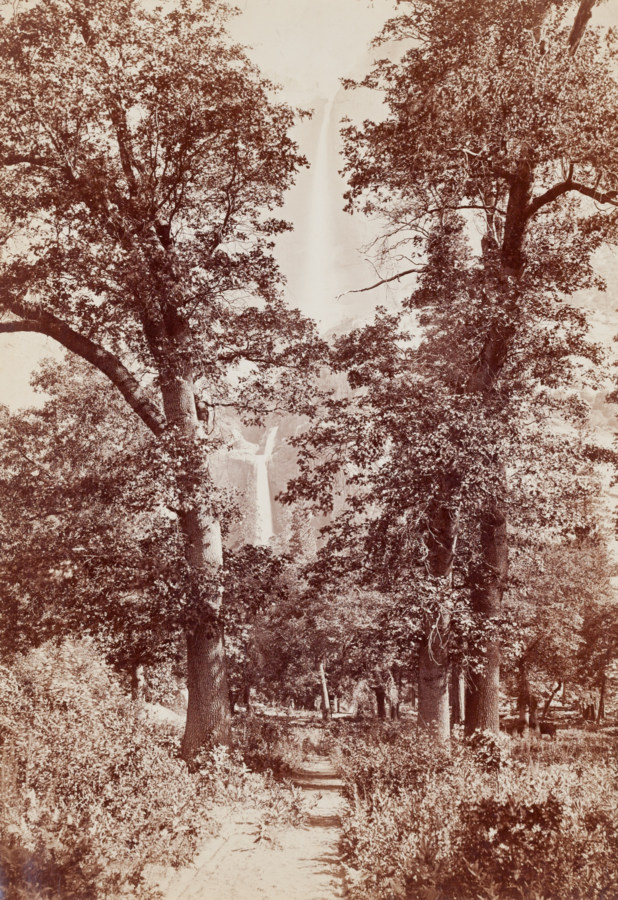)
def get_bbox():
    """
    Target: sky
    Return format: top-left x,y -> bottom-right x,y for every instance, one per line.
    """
2,0 -> 618,407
